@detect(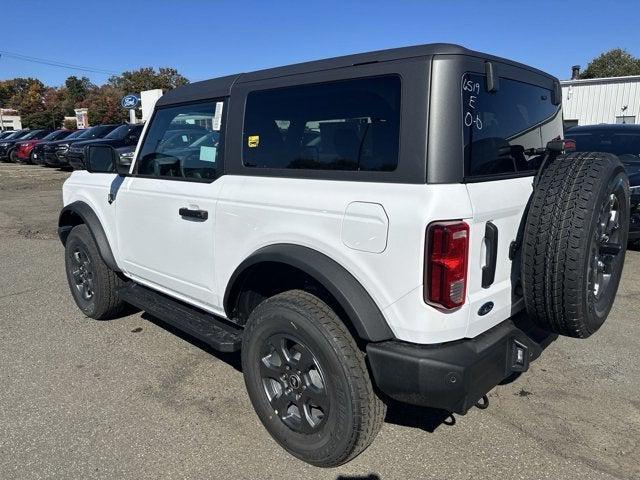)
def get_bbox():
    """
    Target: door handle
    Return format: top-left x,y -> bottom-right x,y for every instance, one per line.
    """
482,221 -> 498,288
179,207 -> 208,221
